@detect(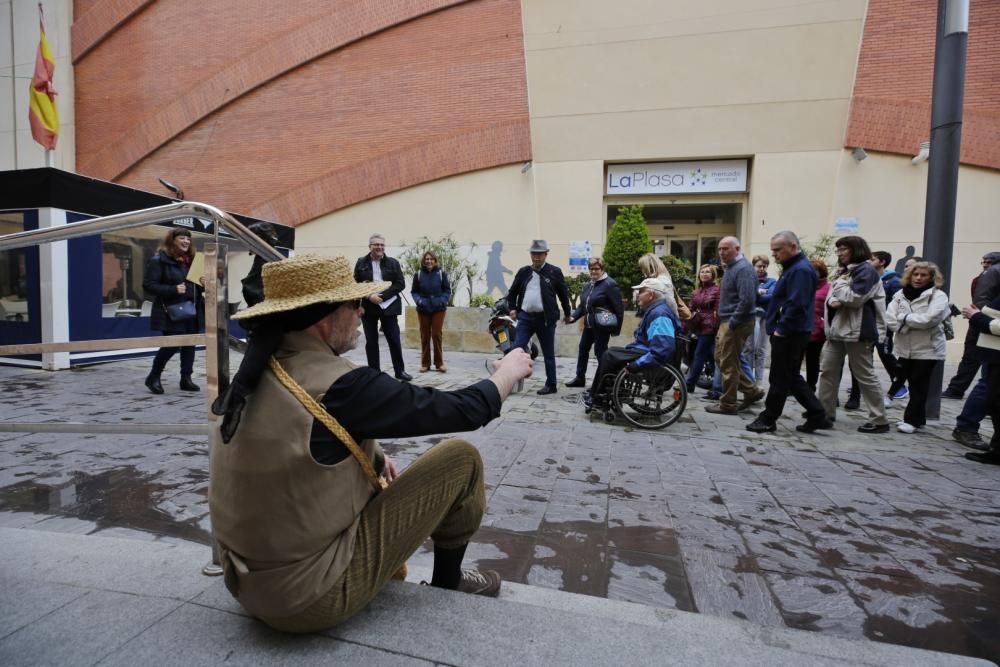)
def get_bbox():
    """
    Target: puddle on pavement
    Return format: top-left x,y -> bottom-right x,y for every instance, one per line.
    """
466,520 -> 695,611
0,466 -> 211,545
